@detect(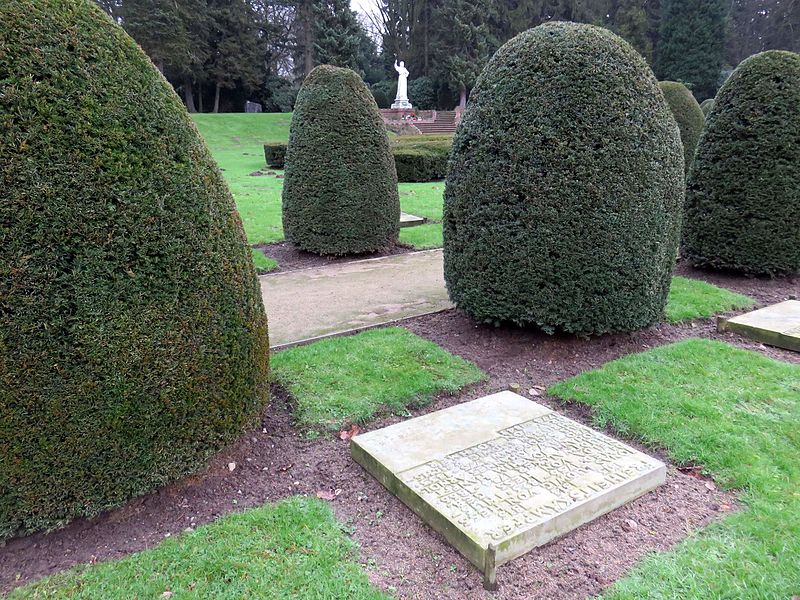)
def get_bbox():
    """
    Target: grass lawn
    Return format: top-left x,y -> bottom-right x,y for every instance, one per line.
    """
10,497 -> 388,600
251,247 -> 278,274
193,113 -> 289,246
271,327 -> 485,432
666,276 -> 755,323
549,339 -> 800,598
